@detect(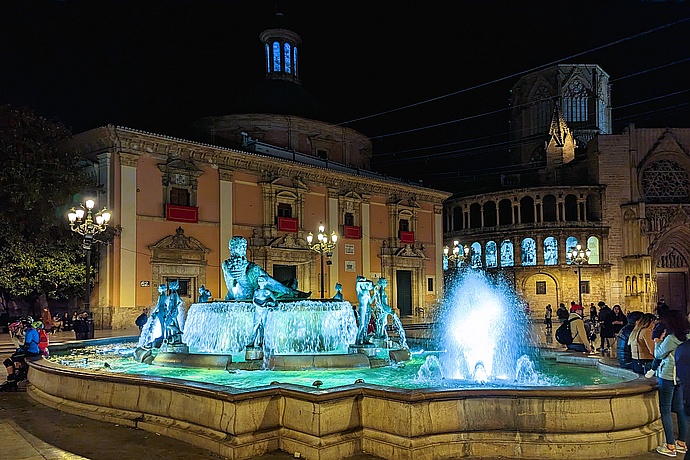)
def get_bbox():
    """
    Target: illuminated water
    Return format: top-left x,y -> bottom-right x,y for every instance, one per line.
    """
433,269 -> 536,383
48,341 -> 624,390
50,269 -> 626,390
139,300 -> 358,355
